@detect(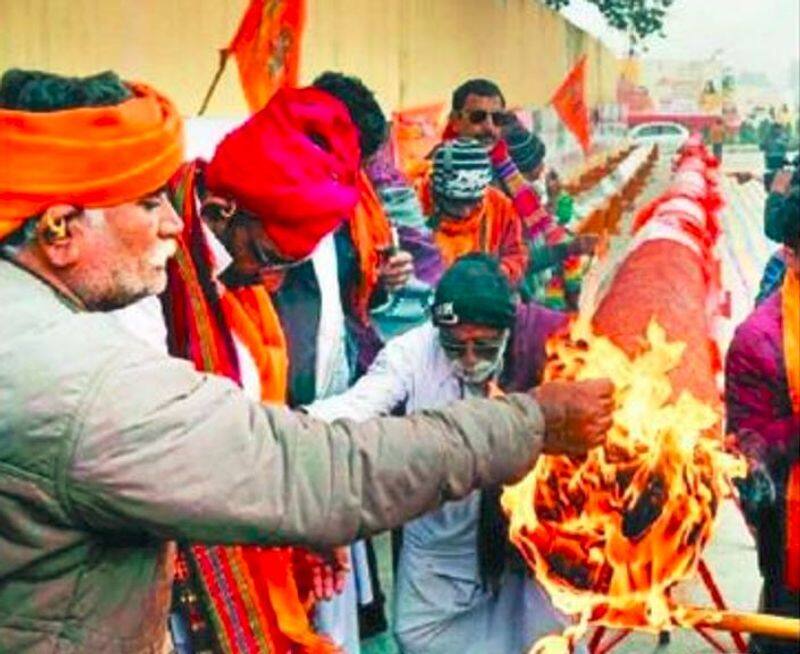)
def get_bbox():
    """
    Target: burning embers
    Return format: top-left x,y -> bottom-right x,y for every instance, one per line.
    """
502,320 -> 745,651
